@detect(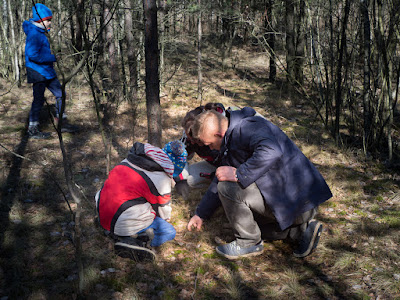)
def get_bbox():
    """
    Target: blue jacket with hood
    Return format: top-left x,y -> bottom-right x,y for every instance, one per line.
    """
23,3 -> 57,83
195,107 -> 332,231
